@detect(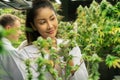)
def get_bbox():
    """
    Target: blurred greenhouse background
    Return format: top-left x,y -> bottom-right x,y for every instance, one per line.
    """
0,0 -> 120,80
